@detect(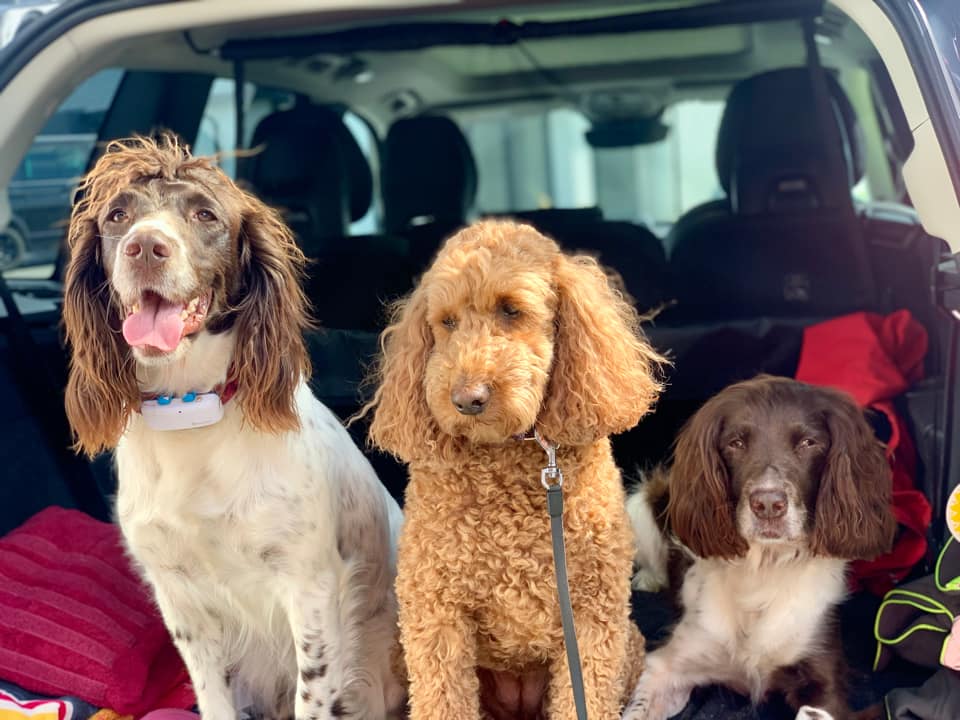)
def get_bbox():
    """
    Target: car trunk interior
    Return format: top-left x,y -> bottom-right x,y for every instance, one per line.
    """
0,0 -> 957,716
